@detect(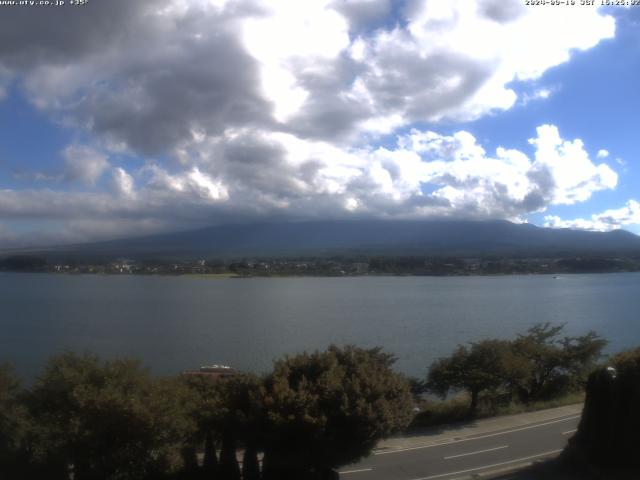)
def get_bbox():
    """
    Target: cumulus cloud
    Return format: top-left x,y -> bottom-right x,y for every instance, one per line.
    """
62,145 -> 109,185
109,168 -> 135,198
0,0 -> 622,245
527,125 -> 617,205
0,0 -> 272,156
13,145 -> 109,186
544,200 -> 640,231
0,0 -> 615,149
146,166 -> 229,202
597,149 -> 610,158
0,124 -> 620,246
321,0 -> 614,131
